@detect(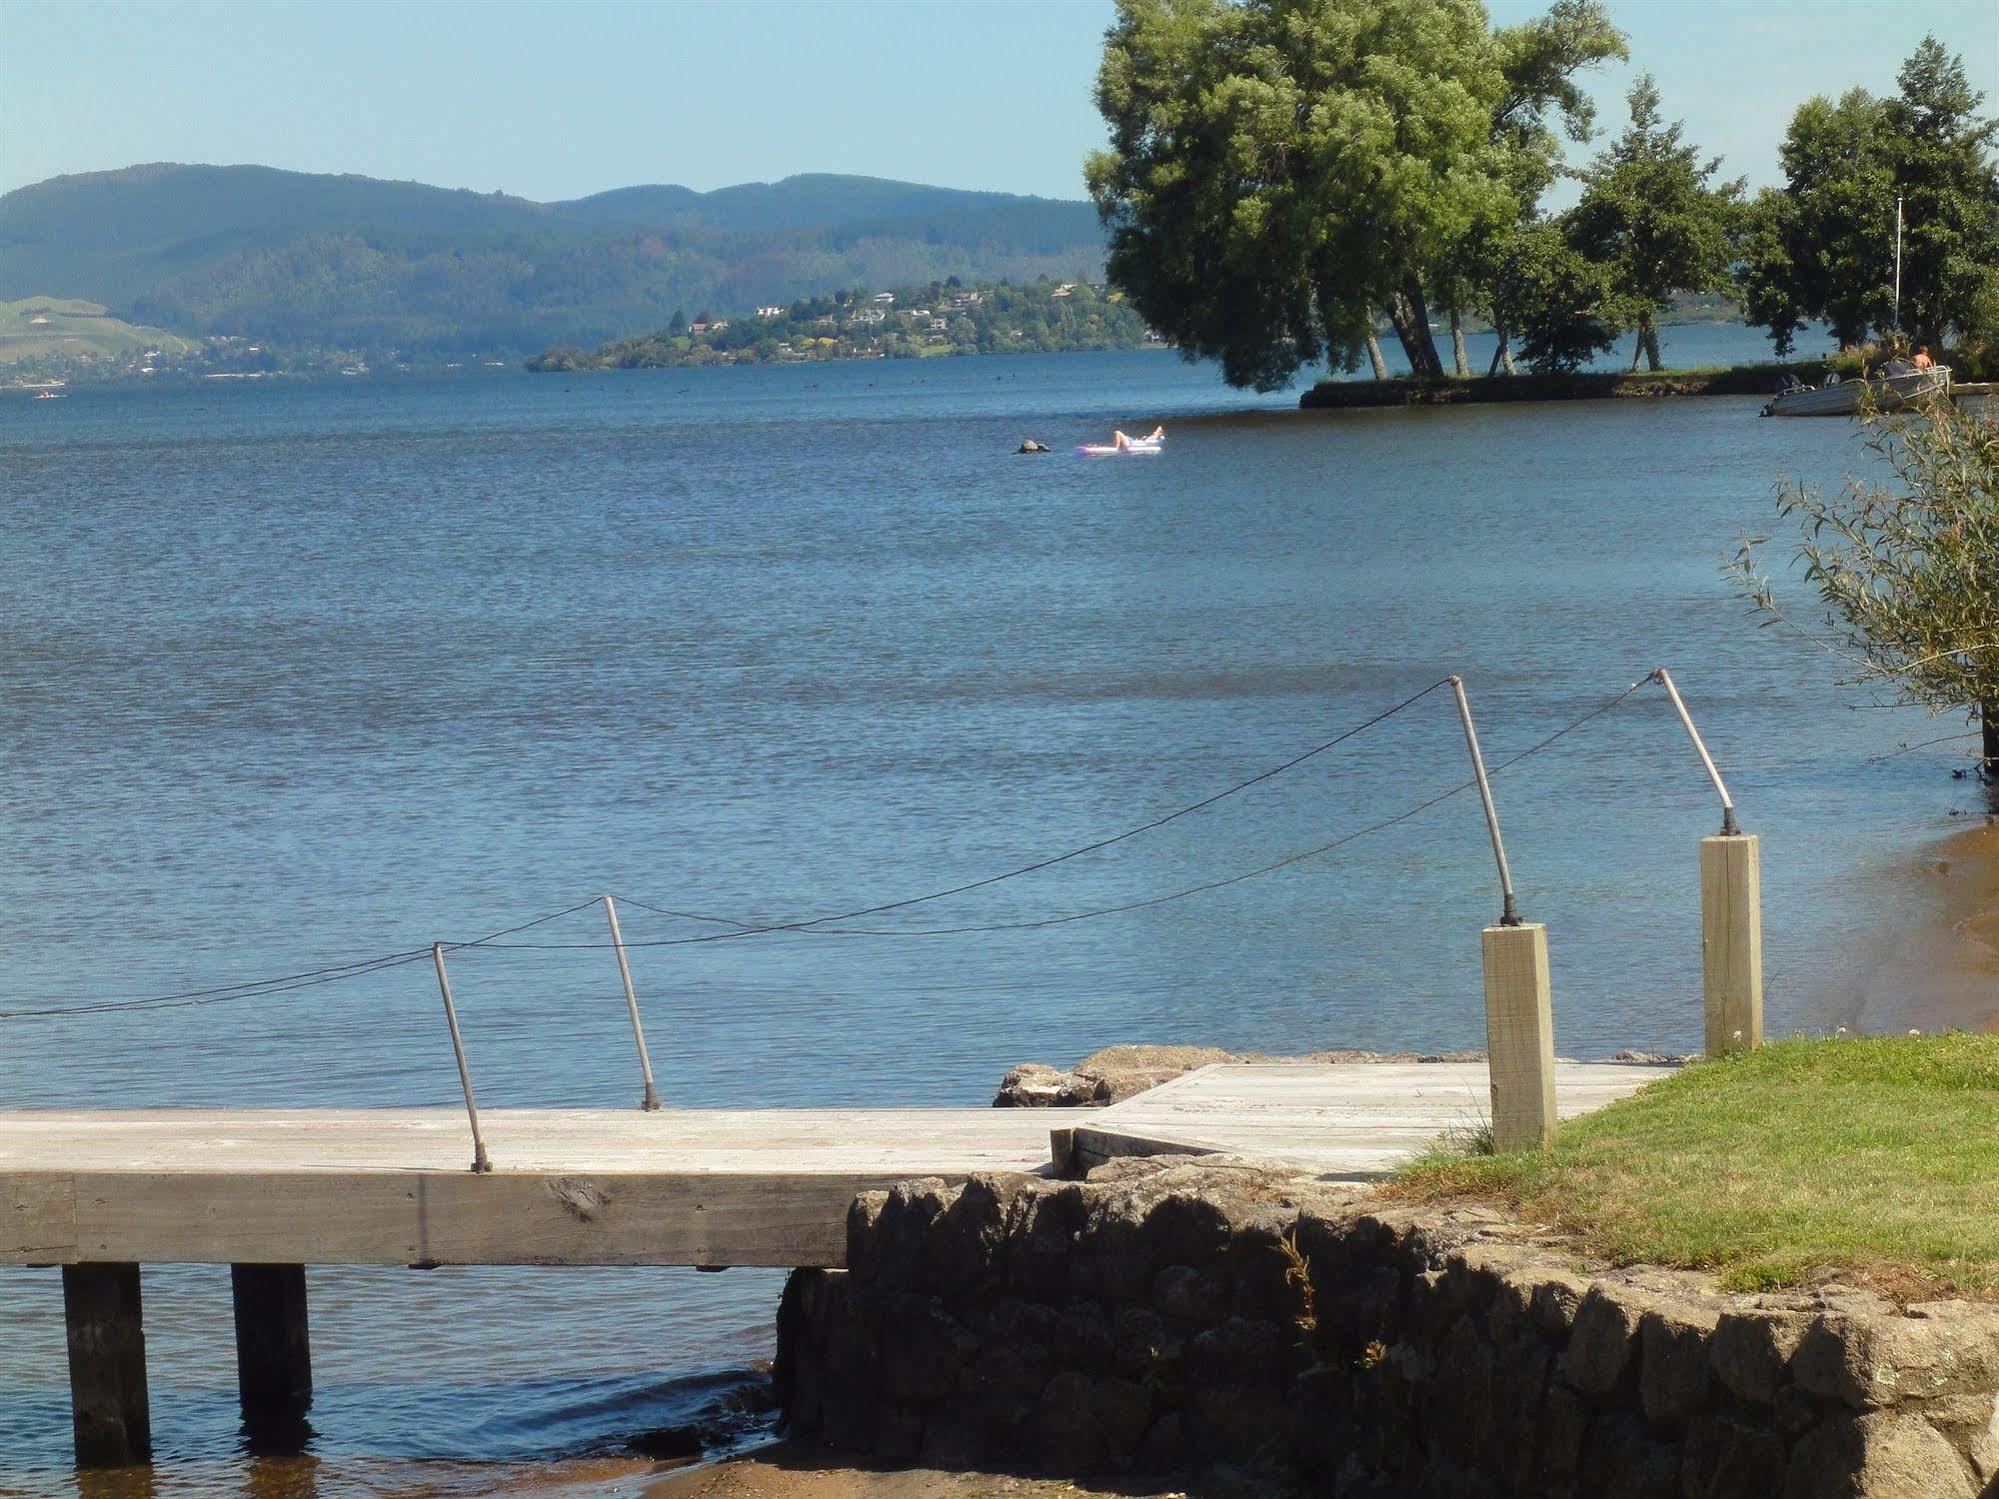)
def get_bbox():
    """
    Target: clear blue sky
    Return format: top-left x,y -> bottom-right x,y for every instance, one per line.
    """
2,1 -> 1994,202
